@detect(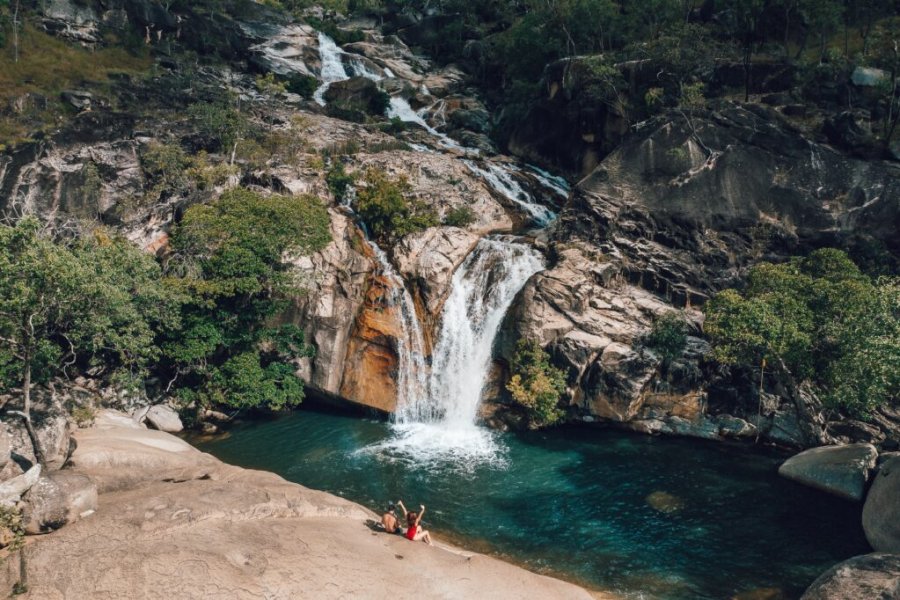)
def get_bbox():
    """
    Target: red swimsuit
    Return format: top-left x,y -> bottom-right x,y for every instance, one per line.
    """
406,525 -> 417,540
